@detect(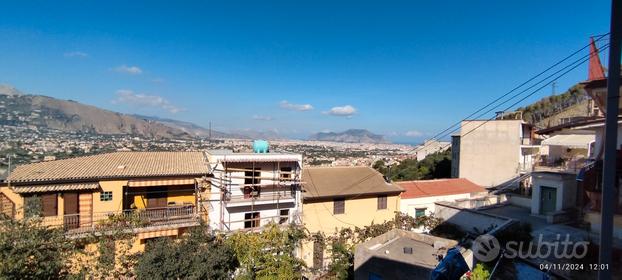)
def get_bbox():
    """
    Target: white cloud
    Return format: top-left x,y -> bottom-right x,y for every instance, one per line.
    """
112,89 -> 182,113
279,100 -> 313,111
114,65 -> 143,75
252,115 -> 273,121
64,51 -> 88,58
405,130 -> 424,137
151,77 -> 165,83
324,105 -> 357,117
